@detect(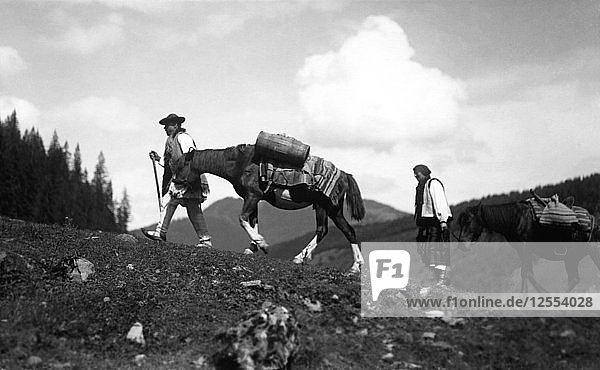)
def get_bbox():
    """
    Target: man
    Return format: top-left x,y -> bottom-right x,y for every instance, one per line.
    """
413,164 -> 452,286
142,113 -> 212,247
